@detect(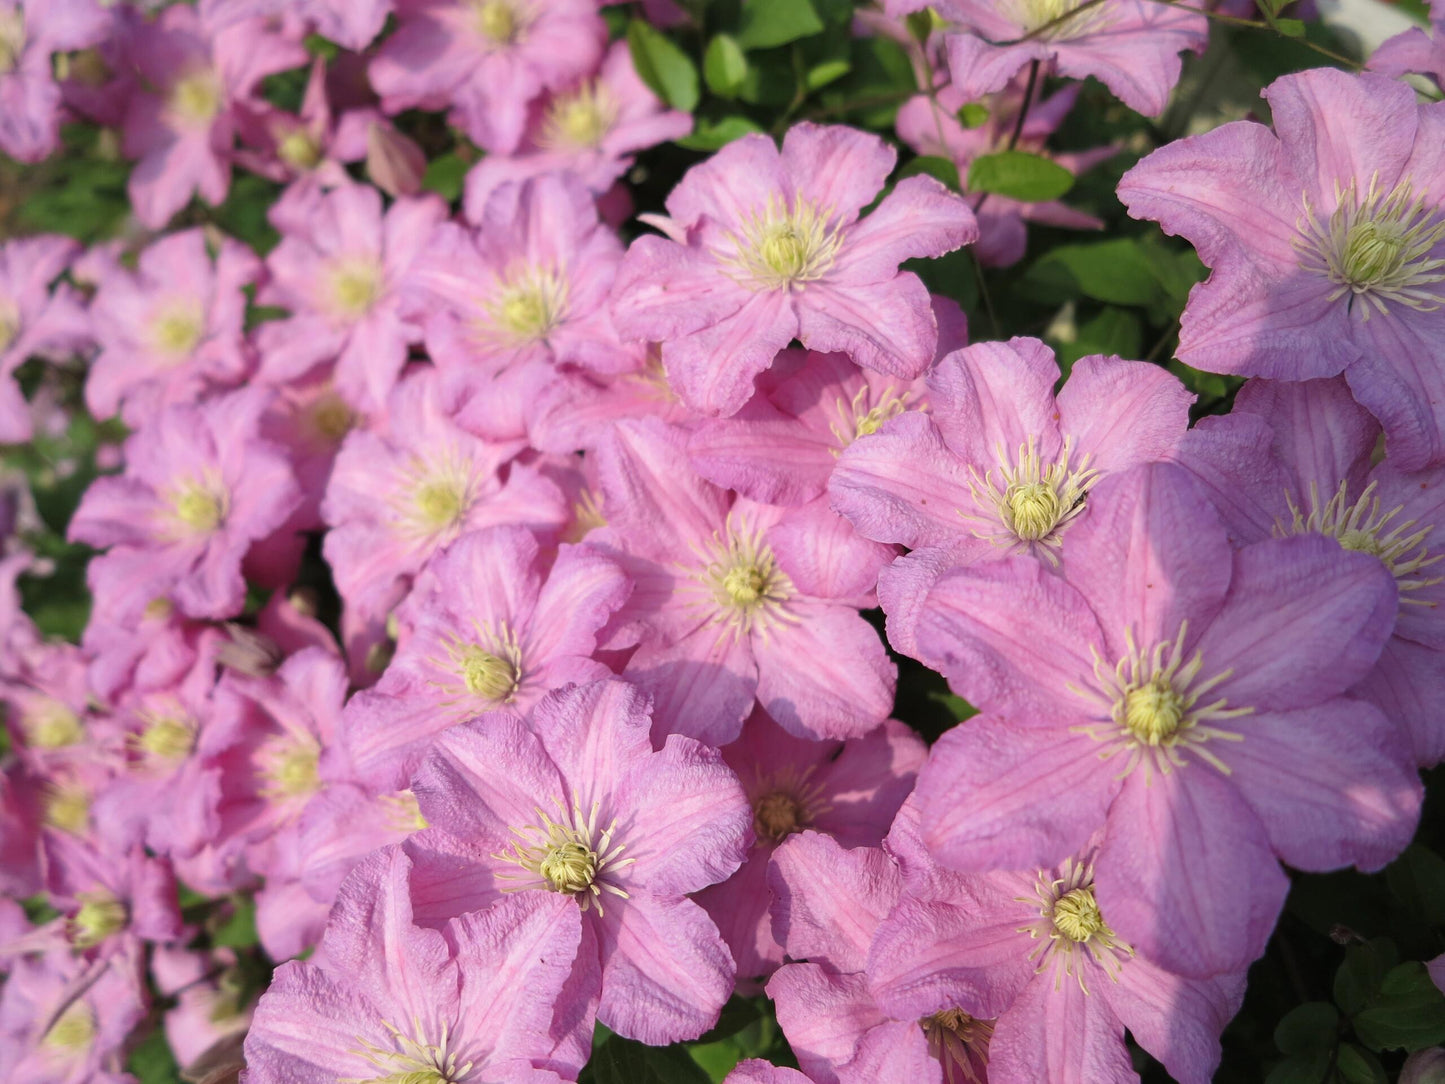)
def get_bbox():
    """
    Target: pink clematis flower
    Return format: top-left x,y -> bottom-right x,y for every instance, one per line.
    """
86,229 -> 259,426
462,41 -> 693,211
610,122 -> 977,417
0,235 -> 89,445
593,417 -> 897,745
198,0 -> 393,51
527,347 -> 700,456
244,845 -> 590,1083
695,708 -> 924,984
1370,12 -> 1445,92
341,524 -> 631,791
404,679 -> 754,1045
257,184 -> 448,413
885,0 -> 1207,117
0,0 -> 111,162
727,1064 -> 818,1084
405,172 -> 640,440
68,389 -> 302,622
868,809 -> 1247,1084
119,5 -> 306,227
903,461 -> 1422,977
1173,376 -> 1445,767
1118,68 -> 1445,469
321,367 -> 568,621
369,0 -> 606,154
